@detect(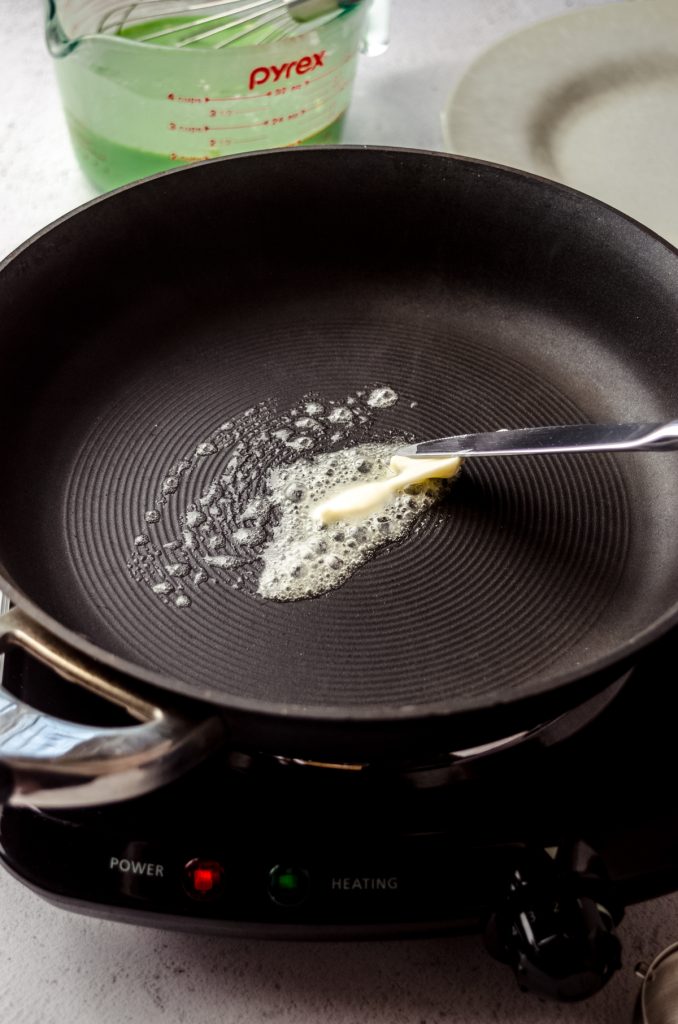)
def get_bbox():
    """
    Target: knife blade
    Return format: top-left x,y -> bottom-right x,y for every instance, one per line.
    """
394,422 -> 678,459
